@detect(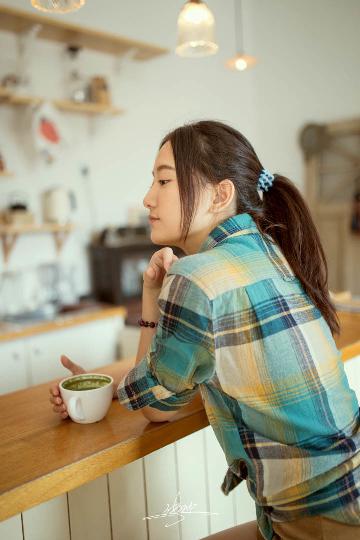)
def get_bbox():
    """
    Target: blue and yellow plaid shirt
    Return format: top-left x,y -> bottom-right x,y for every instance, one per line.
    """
117,212 -> 360,540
